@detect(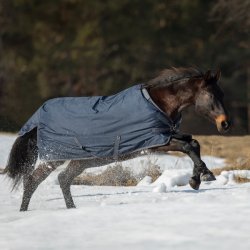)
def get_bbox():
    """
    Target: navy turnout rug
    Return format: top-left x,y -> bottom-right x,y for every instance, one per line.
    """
19,84 -> 181,161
